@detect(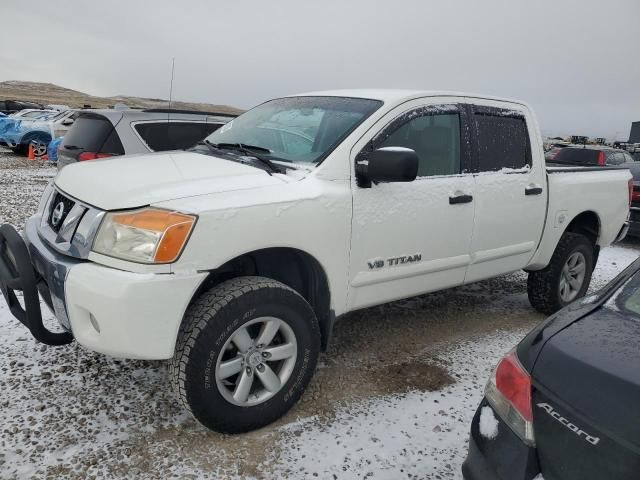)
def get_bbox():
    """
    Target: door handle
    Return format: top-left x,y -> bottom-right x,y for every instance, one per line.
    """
525,185 -> 543,196
449,194 -> 473,205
